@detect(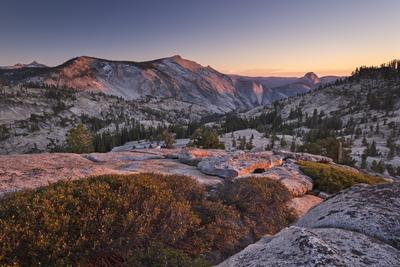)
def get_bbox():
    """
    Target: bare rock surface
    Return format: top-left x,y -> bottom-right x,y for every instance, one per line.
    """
178,148 -> 225,165
287,195 -> 323,217
120,158 -> 222,185
86,151 -> 164,162
198,151 -> 283,179
0,153 -> 125,195
217,183 -> 400,267
217,226 -> 400,267
297,183 -> 400,249
273,150 -> 333,163
0,149 -> 223,195
0,149 -> 327,216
